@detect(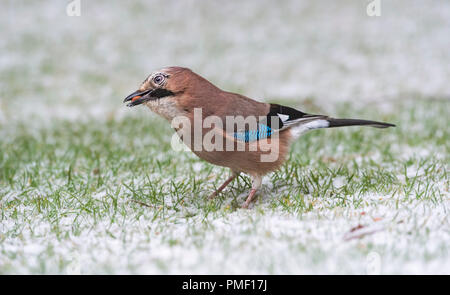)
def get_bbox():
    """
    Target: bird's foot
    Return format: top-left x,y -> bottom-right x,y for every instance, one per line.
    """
208,191 -> 219,200
208,173 -> 237,200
